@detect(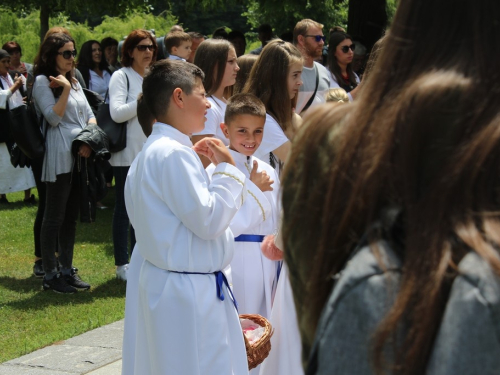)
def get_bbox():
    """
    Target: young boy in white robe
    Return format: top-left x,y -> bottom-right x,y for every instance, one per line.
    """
123,60 -> 249,375
206,93 -> 281,321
